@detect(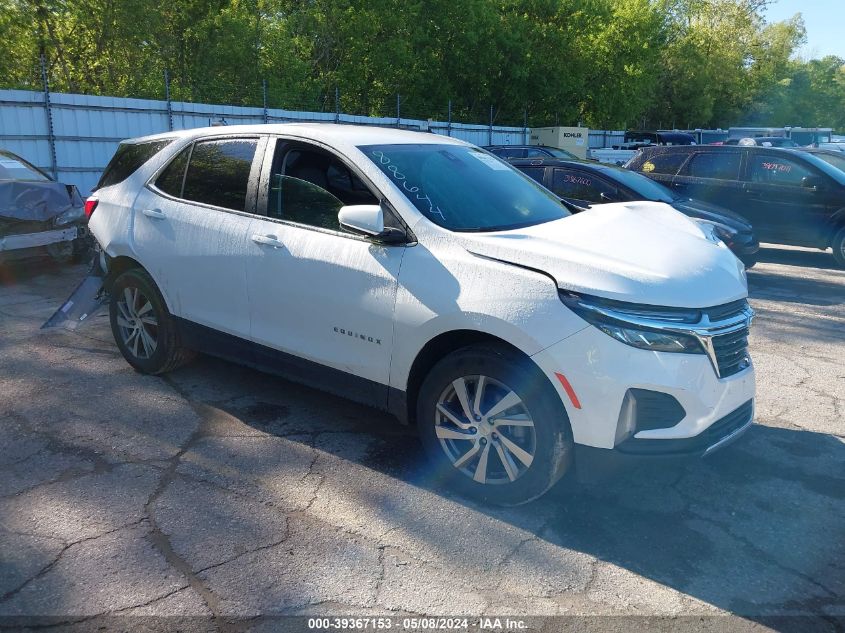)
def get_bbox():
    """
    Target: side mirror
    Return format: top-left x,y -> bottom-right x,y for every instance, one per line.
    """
600,191 -> 618,203
338,204 -> 407,244
801,175 -> 825,191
